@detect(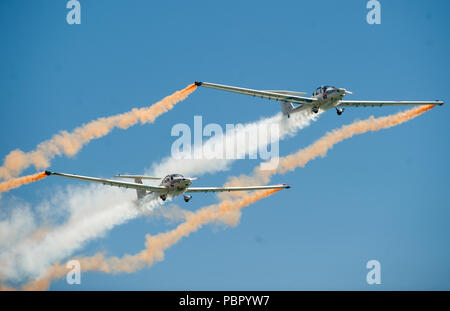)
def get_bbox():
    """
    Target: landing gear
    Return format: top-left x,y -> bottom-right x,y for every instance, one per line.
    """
183,195 -> 192,203
312,106 -> 319,114
336,108 -> 344,116
160,194 -> 167,201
